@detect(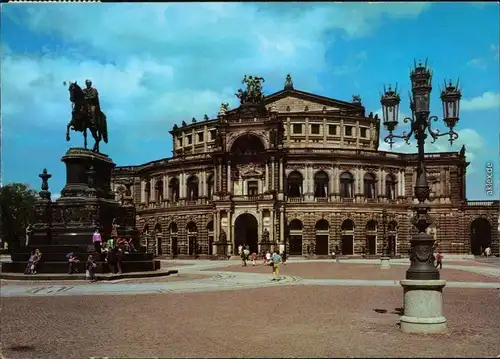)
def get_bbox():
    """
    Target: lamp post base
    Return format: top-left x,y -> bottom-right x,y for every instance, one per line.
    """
399,279 -> 447,334
380,256 -> 391,270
